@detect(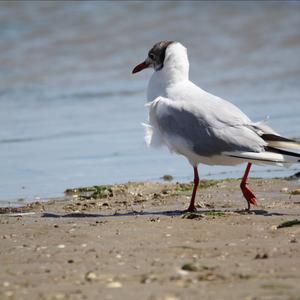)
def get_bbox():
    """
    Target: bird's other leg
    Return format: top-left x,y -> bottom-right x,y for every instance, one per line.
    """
240,163 -> 257,211
187,166 -> 199,212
